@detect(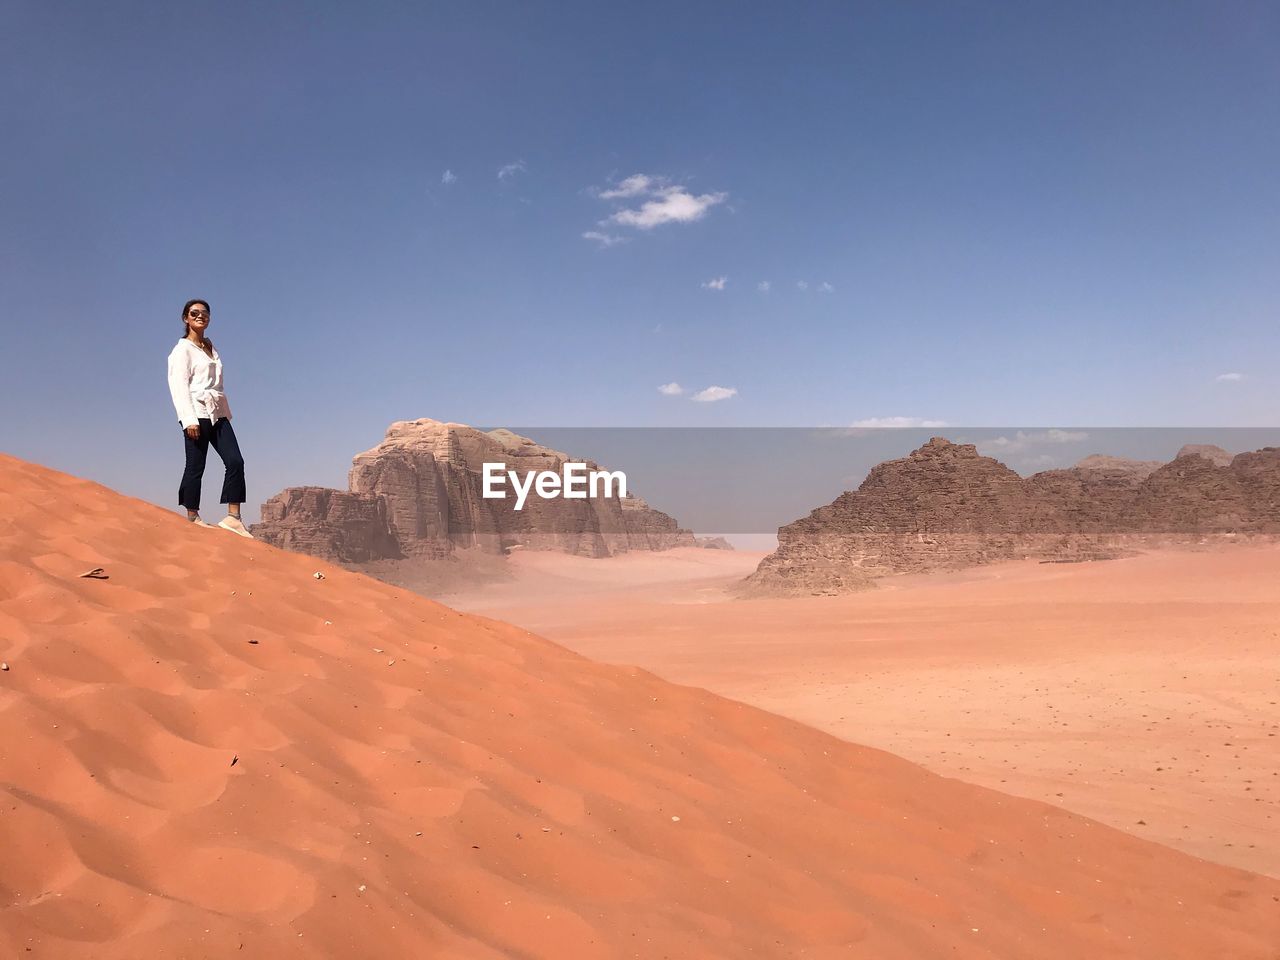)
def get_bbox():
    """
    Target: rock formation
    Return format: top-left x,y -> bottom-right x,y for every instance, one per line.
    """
694,536 -> 734,550
1072,454 -> 1163,478
1176,444 -> 1233,467
747,438 -> 1280,595
253,419 -> 695,563
255,486 -> 402,563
